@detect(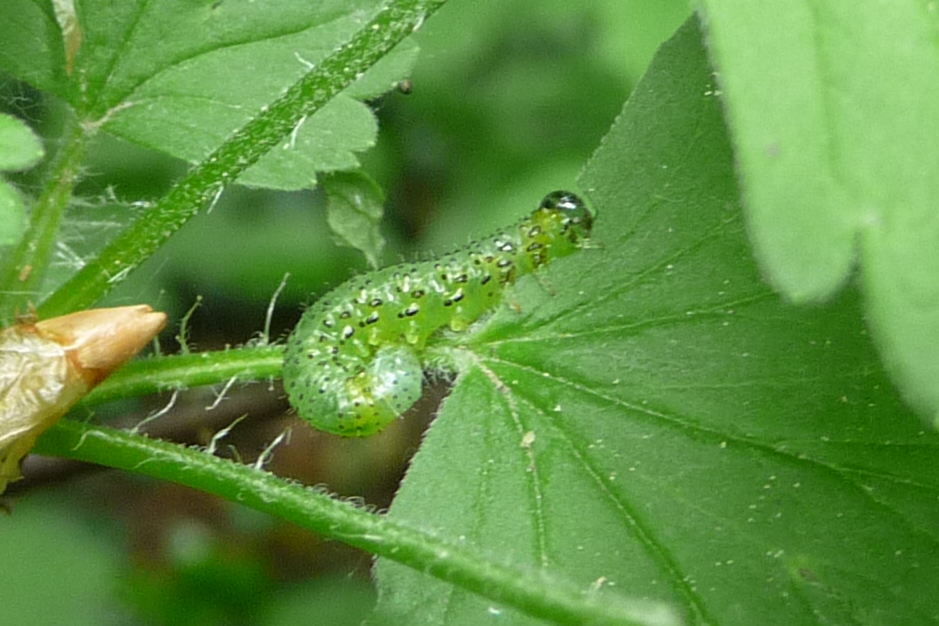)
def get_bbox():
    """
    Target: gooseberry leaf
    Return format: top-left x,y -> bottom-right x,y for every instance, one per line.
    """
0,113 -> 45,246
0,113 -> 44,172
697,1 -> 939,423
0,183 -> 27,247
0,0 -> 418,191
373,18 -> 939,626
322,170 -> 386,269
